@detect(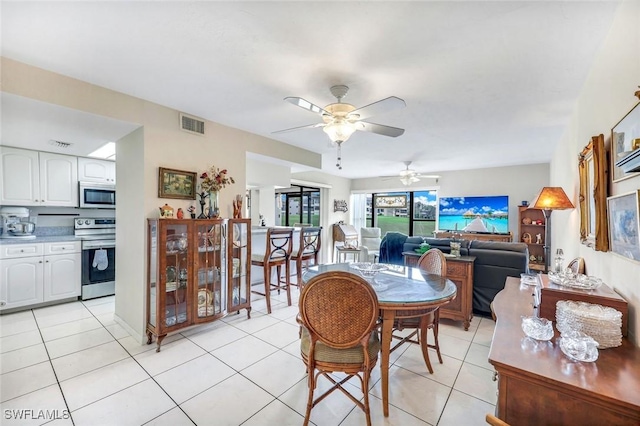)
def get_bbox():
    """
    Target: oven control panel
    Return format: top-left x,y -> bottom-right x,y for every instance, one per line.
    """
75,218 -> 116,230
